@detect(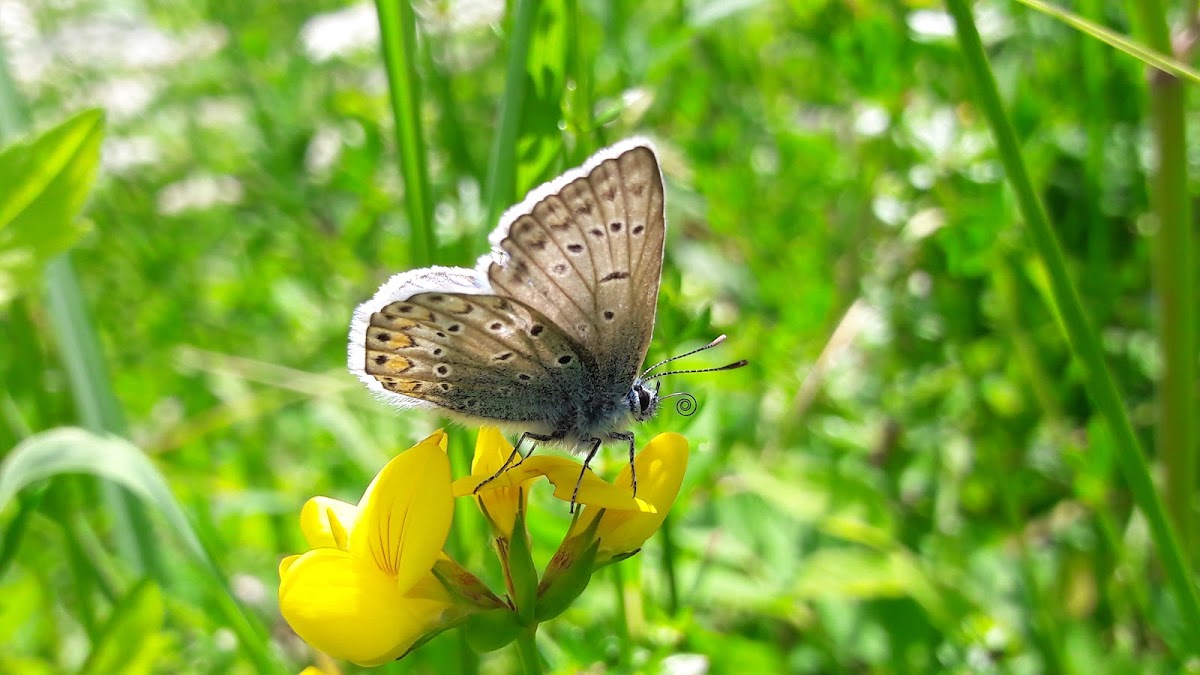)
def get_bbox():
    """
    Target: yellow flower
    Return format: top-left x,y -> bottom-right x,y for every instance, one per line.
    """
570,432 -> 688,561
278,430 -> 458,666
453,432 -> 658,514
468,427 -> 534,538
